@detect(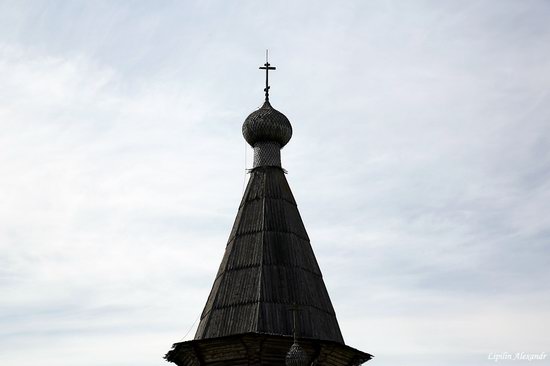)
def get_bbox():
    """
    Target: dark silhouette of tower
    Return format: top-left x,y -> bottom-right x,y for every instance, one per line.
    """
164,56 -> 372,366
